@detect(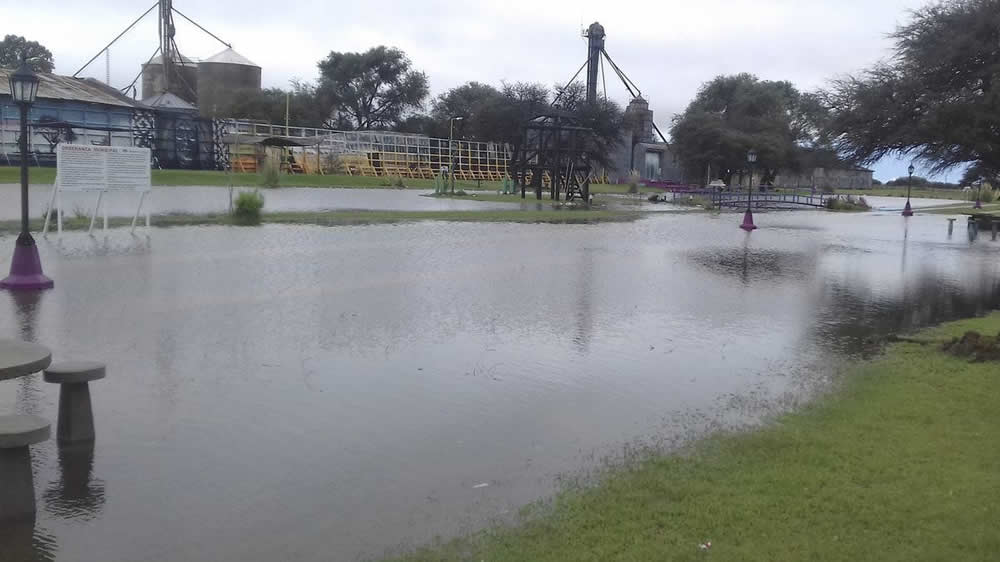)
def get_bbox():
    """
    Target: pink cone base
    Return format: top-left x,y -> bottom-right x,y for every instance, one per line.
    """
974,200 -> 983,209
740,210 -> 757,231
0,243 -> 54,290
902,201 -> 913,217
